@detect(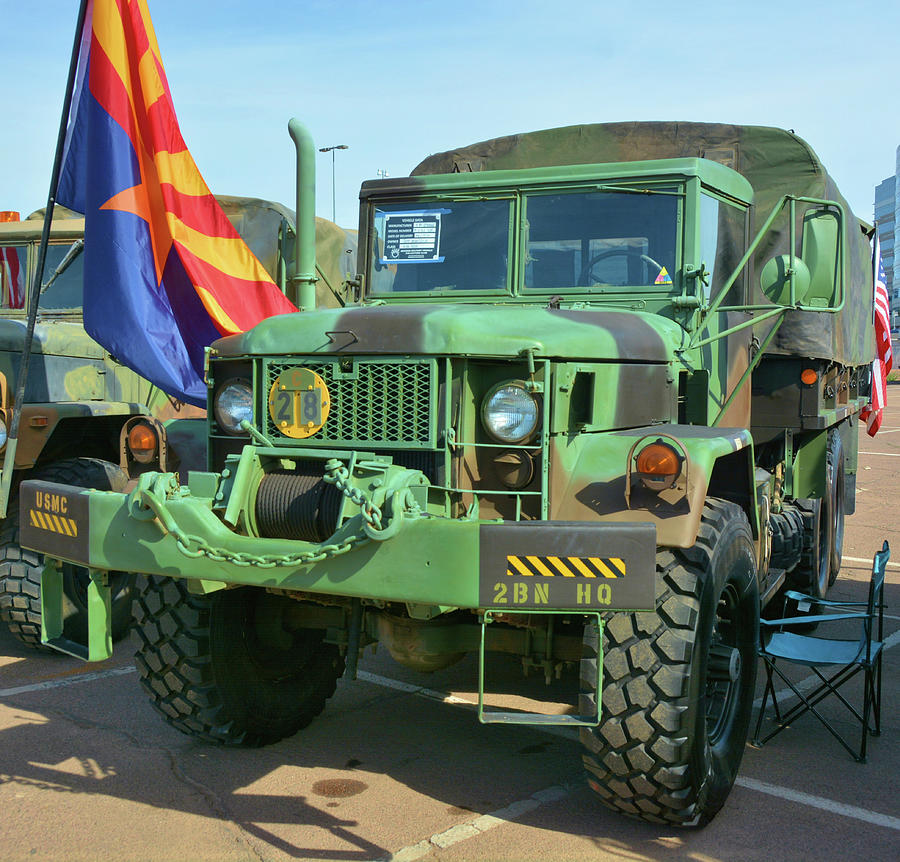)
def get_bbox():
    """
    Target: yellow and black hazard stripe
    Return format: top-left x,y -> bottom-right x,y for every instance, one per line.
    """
506,555 -> 625,579
28,508 -> 78,538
